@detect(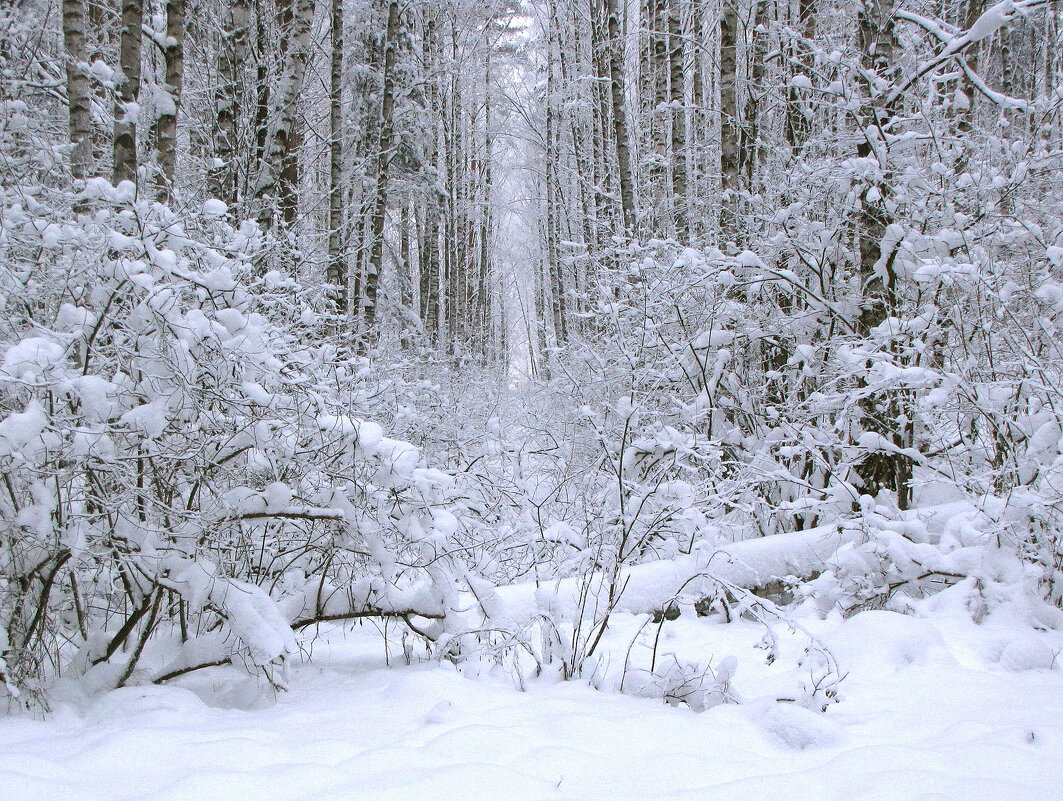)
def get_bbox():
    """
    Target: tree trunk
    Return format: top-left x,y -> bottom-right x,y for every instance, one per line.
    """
741,0 -> 770,190
420,195 -> 441,344
444,21 -> 463,354
1046,1 -> 1058,108
63,0 -> 92,182
278,117 -> 301,228
364,0 -> 401,334
276,0 -> 300,232
556,5 -> 598,291
605,0 -> 636,235
855,0 -> 899,338
112,0 -> 144,185
87,0 -> 112,169
399,201 -> 413,310
784,0 -> 816,151
252,3 -> 271,166
153,0 -> 185,201
589,0 -> 617,244
327,0 -> 346,312
641,0 -> 669,229
252,0 -> 316,226
667,0 -> 688,240
952,0 -> 984,175
855,0 -> 911,509
545,23 -> 566,347
687,0 -> 709,238
478,46 -> 495,358
210,0 -> 251,204
419,13 -> 441,345
719,0 -> 740,240
533,237 -> 551,380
